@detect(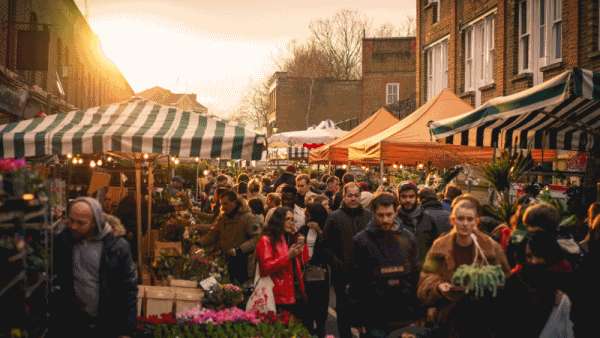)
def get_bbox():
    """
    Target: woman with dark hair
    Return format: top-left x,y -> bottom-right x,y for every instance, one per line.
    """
255,207 -> 310,327
301,203 -> 330,338
501,229 -> 574,337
